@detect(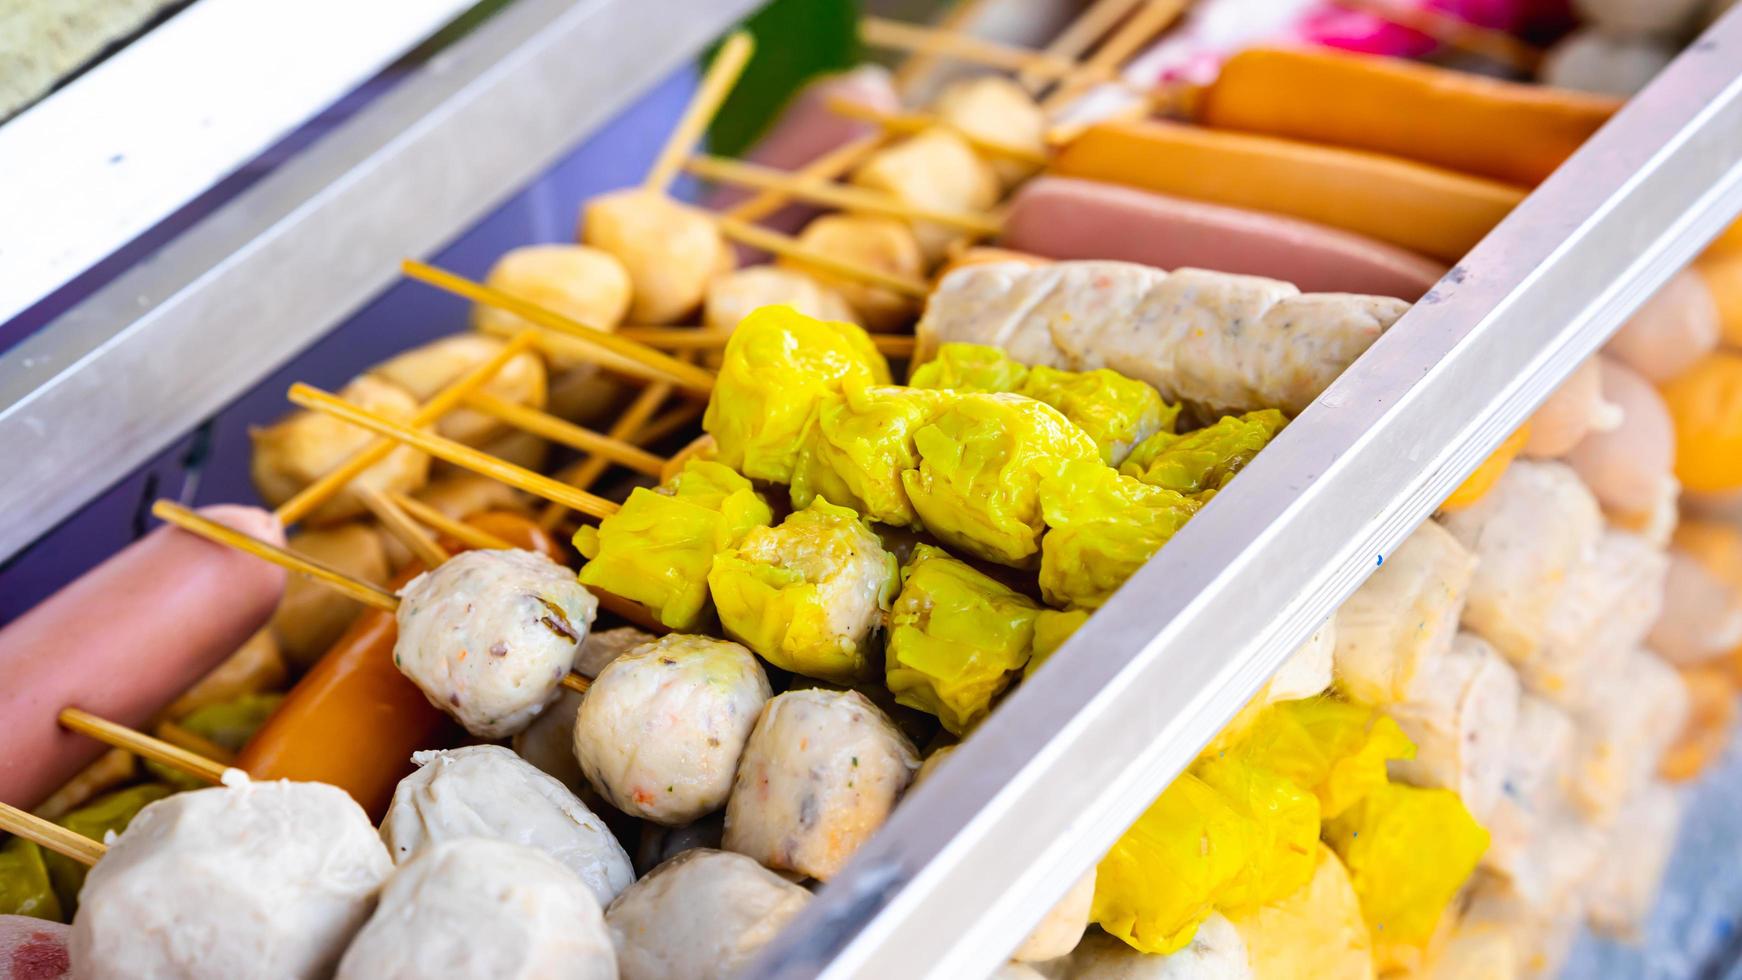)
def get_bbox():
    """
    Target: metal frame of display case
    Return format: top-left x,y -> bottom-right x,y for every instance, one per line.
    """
749,9 -> 1742,979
